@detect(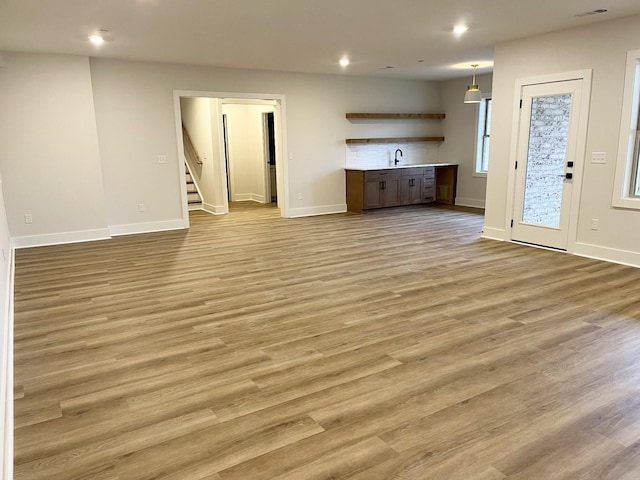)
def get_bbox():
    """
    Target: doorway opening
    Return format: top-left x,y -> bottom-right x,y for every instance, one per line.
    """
264,112 -> 277,204
173,91 -> 289,226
